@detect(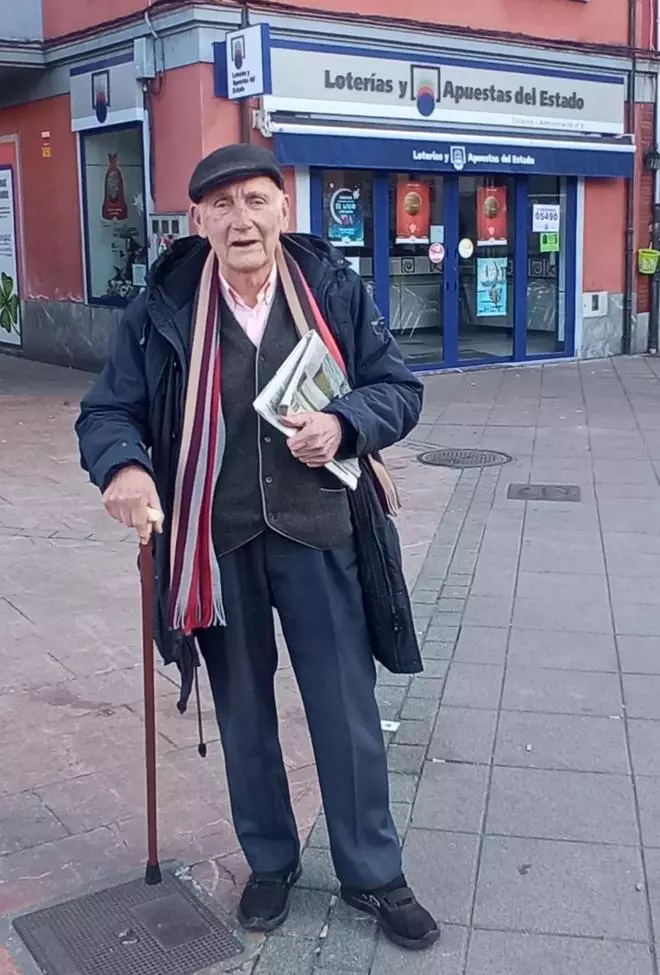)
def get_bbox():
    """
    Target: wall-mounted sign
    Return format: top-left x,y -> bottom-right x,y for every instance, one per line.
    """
533,203 -> 561,233
262,41 -> 626,135
41,131 -> 52,159
70,54 -> 144,132
274,128 -> 634,179
477,185 -> 508,246
327,181 -> 365,247
0,167 -> 21,347
477,257 -> 508,317
220,24 -> 272,100
396,178 -> 430,243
